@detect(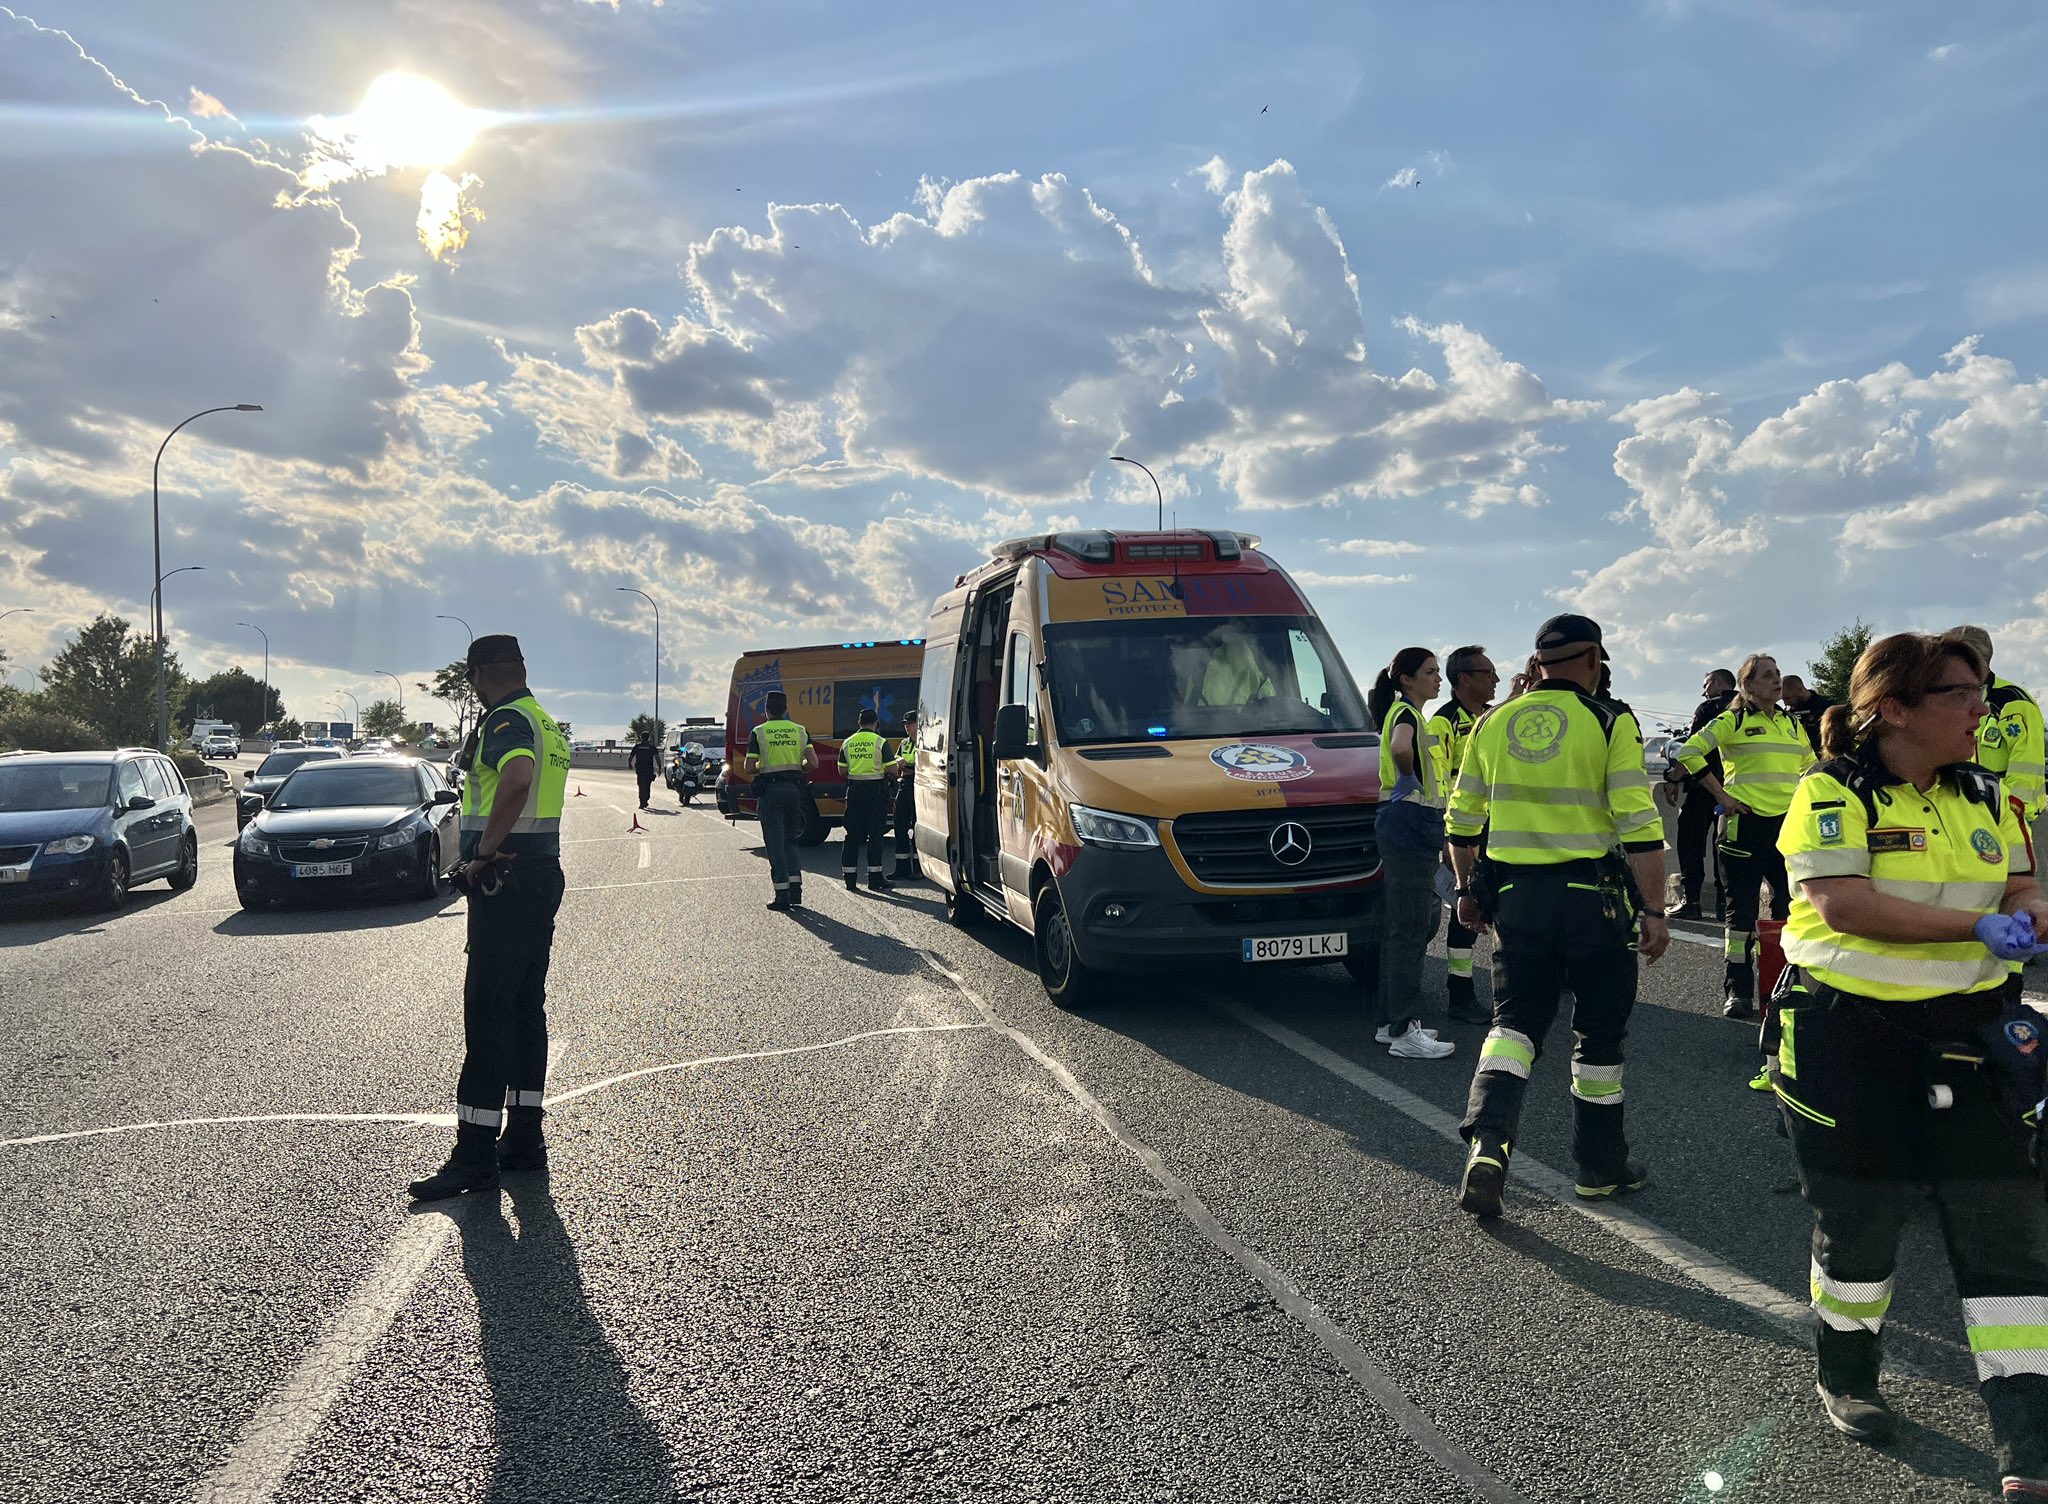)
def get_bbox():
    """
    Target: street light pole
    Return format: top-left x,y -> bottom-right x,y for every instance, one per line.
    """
338,689 -> 362,736
236,622 -> 269,739
435,615 -> 474,744
148,566 -> 205,628
149,568 -> 205,740
0,608 -> 32,624
1109,455 -> 1165,530
372,669 -> 405,723
153,403 -> 261,750
616,586 -> 660,741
